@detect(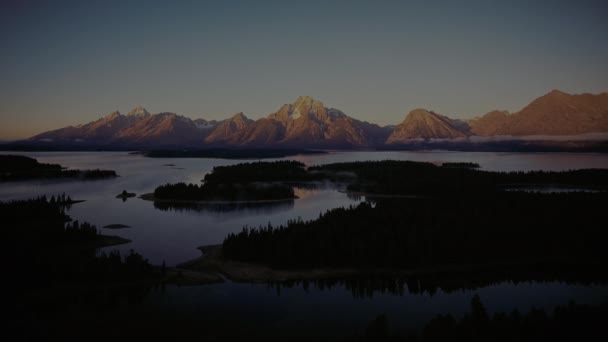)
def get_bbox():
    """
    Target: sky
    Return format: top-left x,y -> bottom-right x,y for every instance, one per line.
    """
1,0 -> 607,140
